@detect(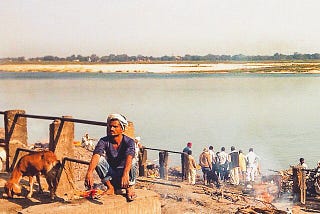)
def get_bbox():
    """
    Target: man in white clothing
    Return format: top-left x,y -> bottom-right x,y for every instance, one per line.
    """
245,148 -> 259,182
297,157 -> 308,169
218,147 -> 229,182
